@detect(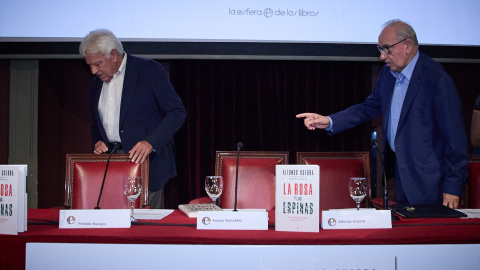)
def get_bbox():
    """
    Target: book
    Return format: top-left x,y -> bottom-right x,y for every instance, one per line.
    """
391,204 -> 467,218
0,165 -> 27,235
15,165 -> 27,233
178,204 -> 222,218
275,164 -> 320,232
